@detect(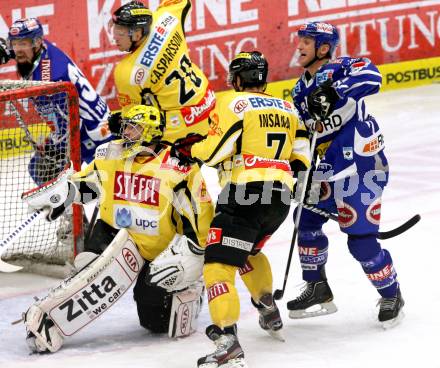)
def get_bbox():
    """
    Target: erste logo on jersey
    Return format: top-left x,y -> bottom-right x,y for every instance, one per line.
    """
113,171 -> 160,205
139,13 -> 178,68
160,151 -> 191,174
248,96 -> 293,113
